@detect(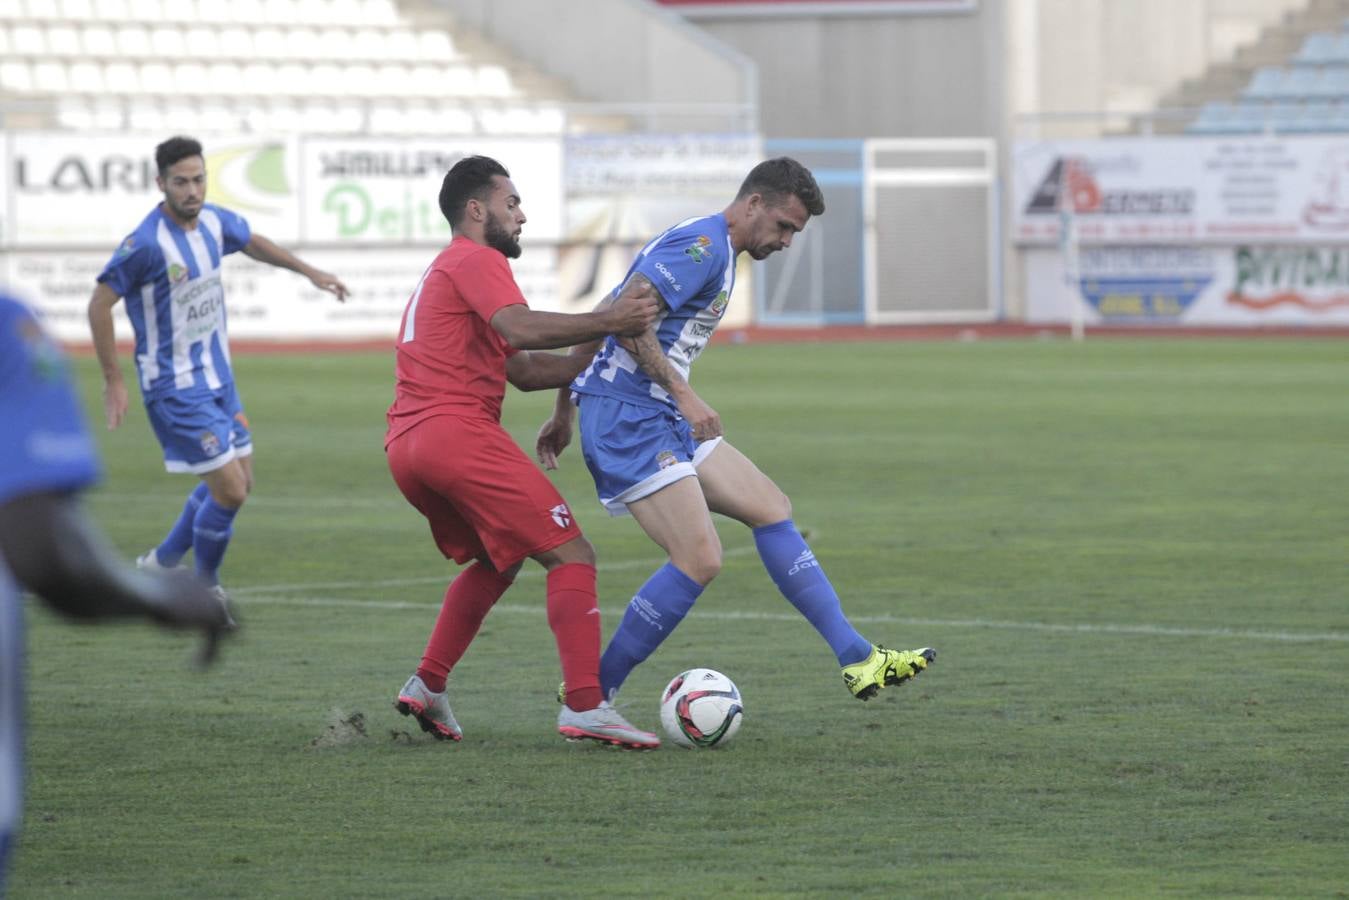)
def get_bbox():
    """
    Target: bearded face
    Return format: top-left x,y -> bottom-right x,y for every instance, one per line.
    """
484,208 -> 522,259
